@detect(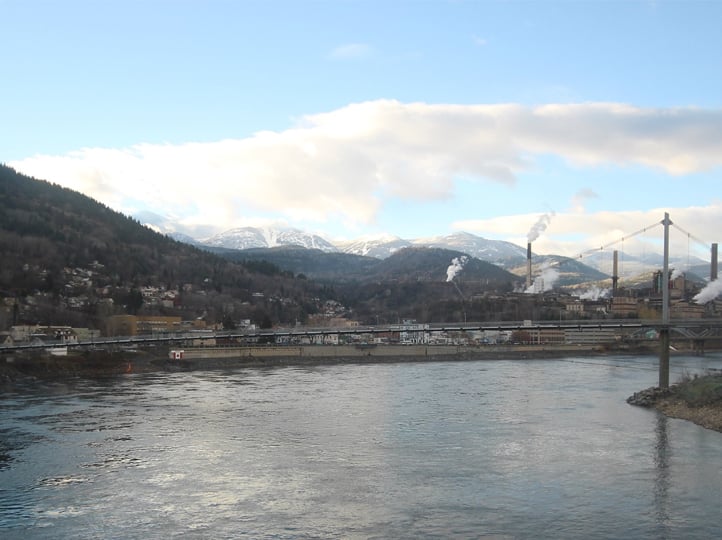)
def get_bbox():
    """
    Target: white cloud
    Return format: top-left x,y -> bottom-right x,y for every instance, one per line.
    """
10,100 -> 722,240
329,43 -> 372,59
570,188 -> 598,212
